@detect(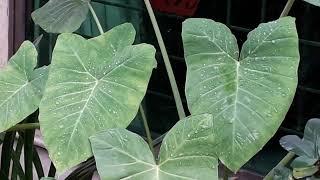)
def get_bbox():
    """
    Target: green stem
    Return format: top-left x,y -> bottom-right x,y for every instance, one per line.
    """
280,0 -> 296,18
263,152 -> 295,180
88,3 -> 104,35
139,105 -> 155,155
6,123 -> 40,132
143,0 -> 186,120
